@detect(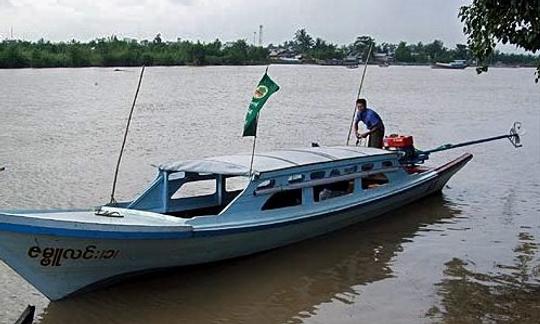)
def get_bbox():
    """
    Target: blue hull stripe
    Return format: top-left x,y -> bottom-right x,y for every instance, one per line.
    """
0,223 -> 193,239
